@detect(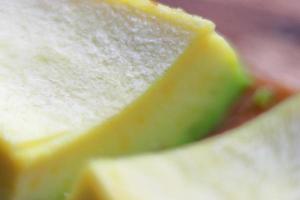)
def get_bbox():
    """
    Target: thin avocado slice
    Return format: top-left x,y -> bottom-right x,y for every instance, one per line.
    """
69,95 -> 300,200
0,0 -> 247,199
